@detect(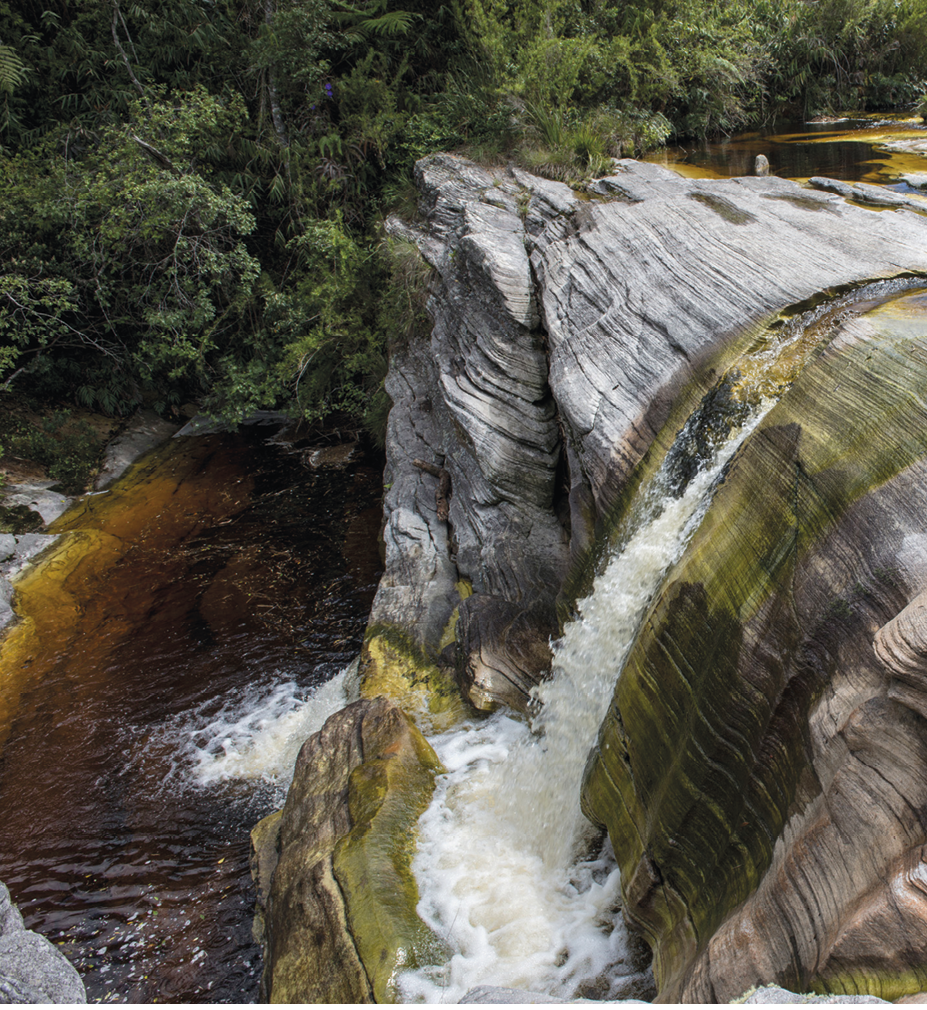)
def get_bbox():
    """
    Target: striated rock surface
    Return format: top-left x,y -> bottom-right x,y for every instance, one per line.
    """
0,880 -> 85,1003
252,697 -> 447,1003
372,154 -> 927,713
581,289 -> 927,1001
